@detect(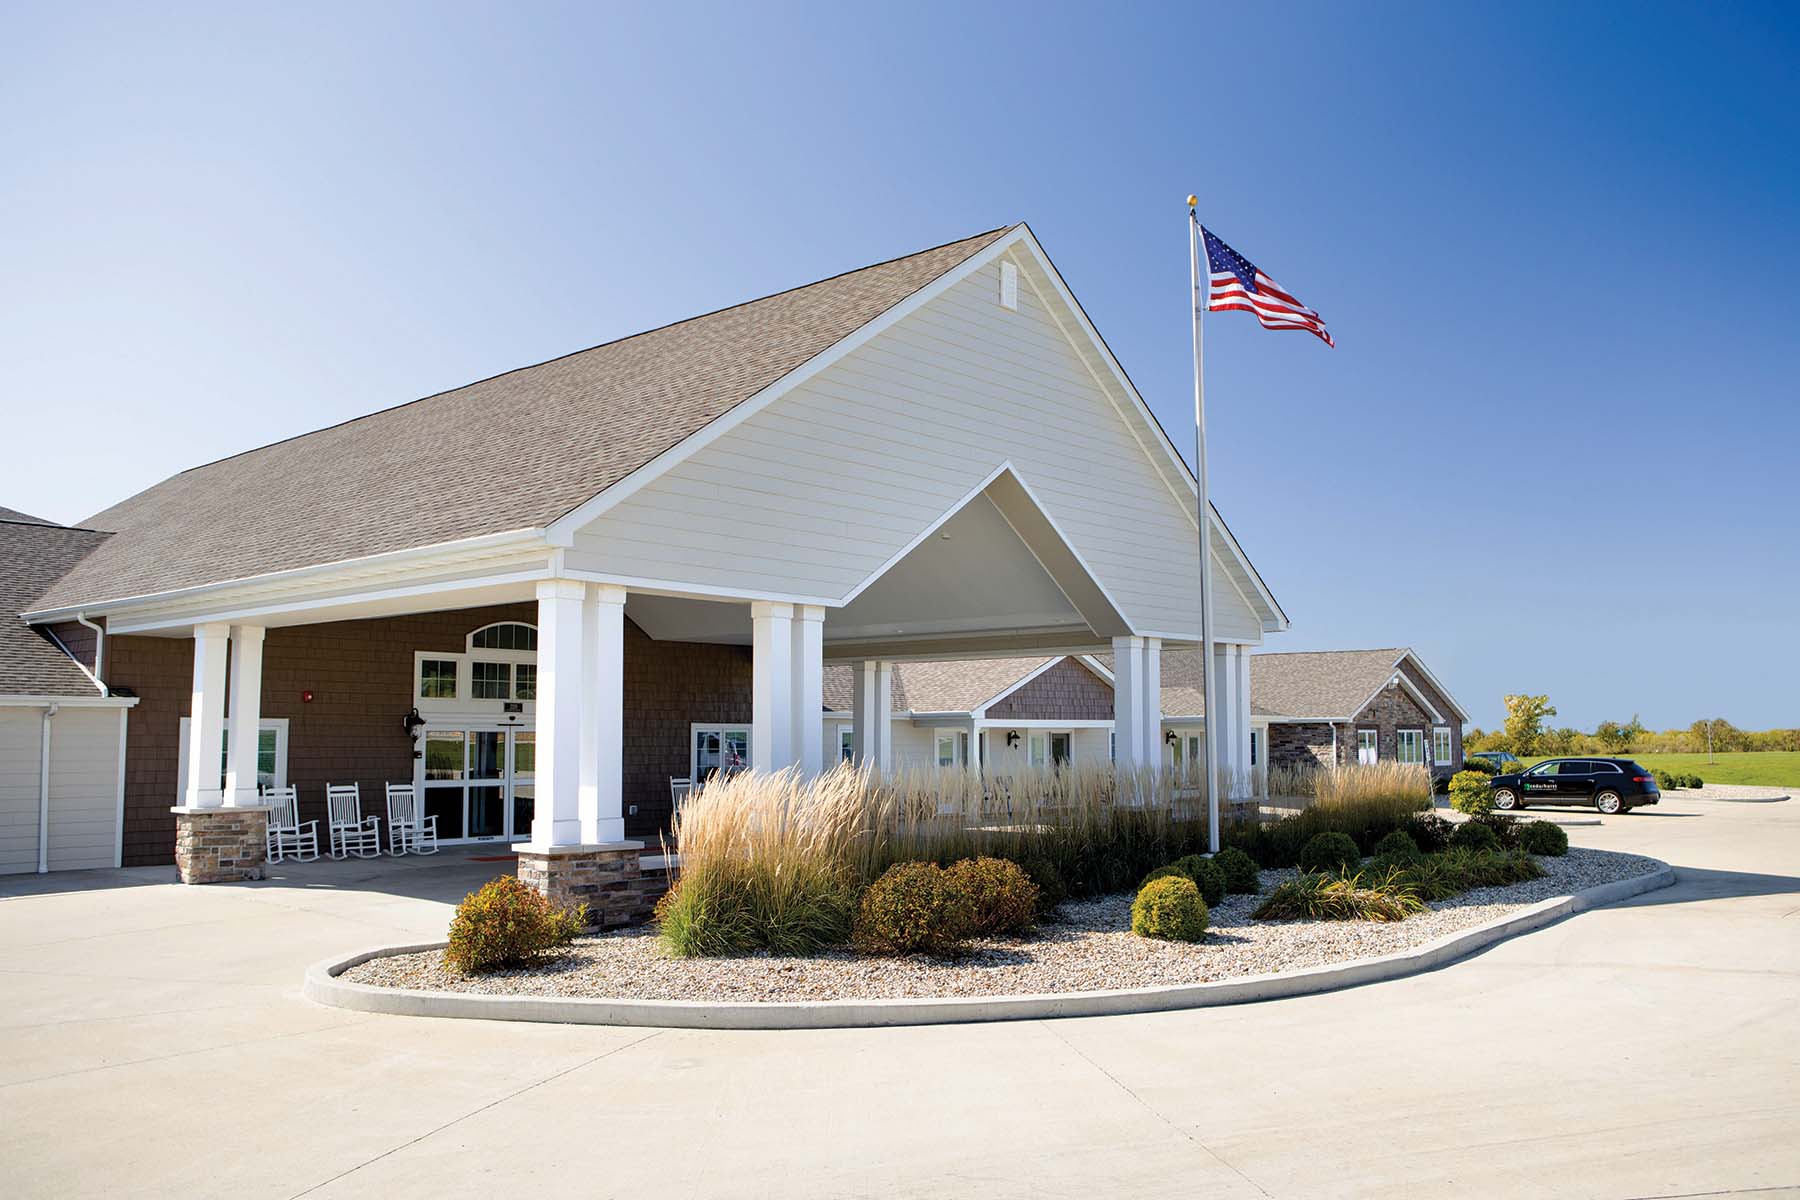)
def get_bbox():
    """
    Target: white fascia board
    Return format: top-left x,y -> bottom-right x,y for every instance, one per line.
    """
1009,227 -> 1288,633
0,694 -> 139,708
543,228 -> 1029,542
558,567 -> 837,608
1398,649 -> 1472,723
106,566 -> 553,635
23,527 -> 549,624
972,718 -> 1115,729
1078,654 -> 1115,683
